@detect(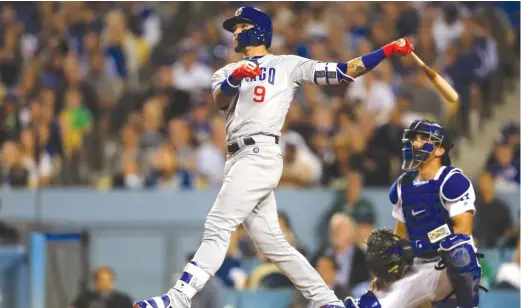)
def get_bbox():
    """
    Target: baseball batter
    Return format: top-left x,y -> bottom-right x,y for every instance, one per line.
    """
134,6 -> 413,308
